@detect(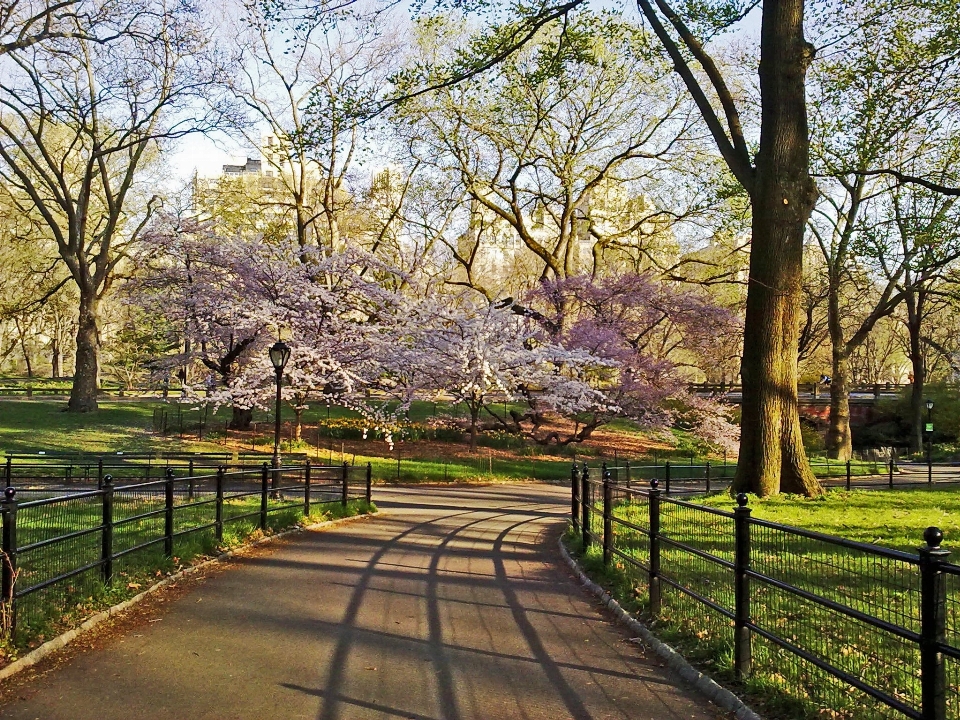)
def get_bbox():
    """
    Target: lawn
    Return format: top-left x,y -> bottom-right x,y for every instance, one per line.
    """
0,398 -> 707,484
698,486 -> 960,552
0,400 -> 230,455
